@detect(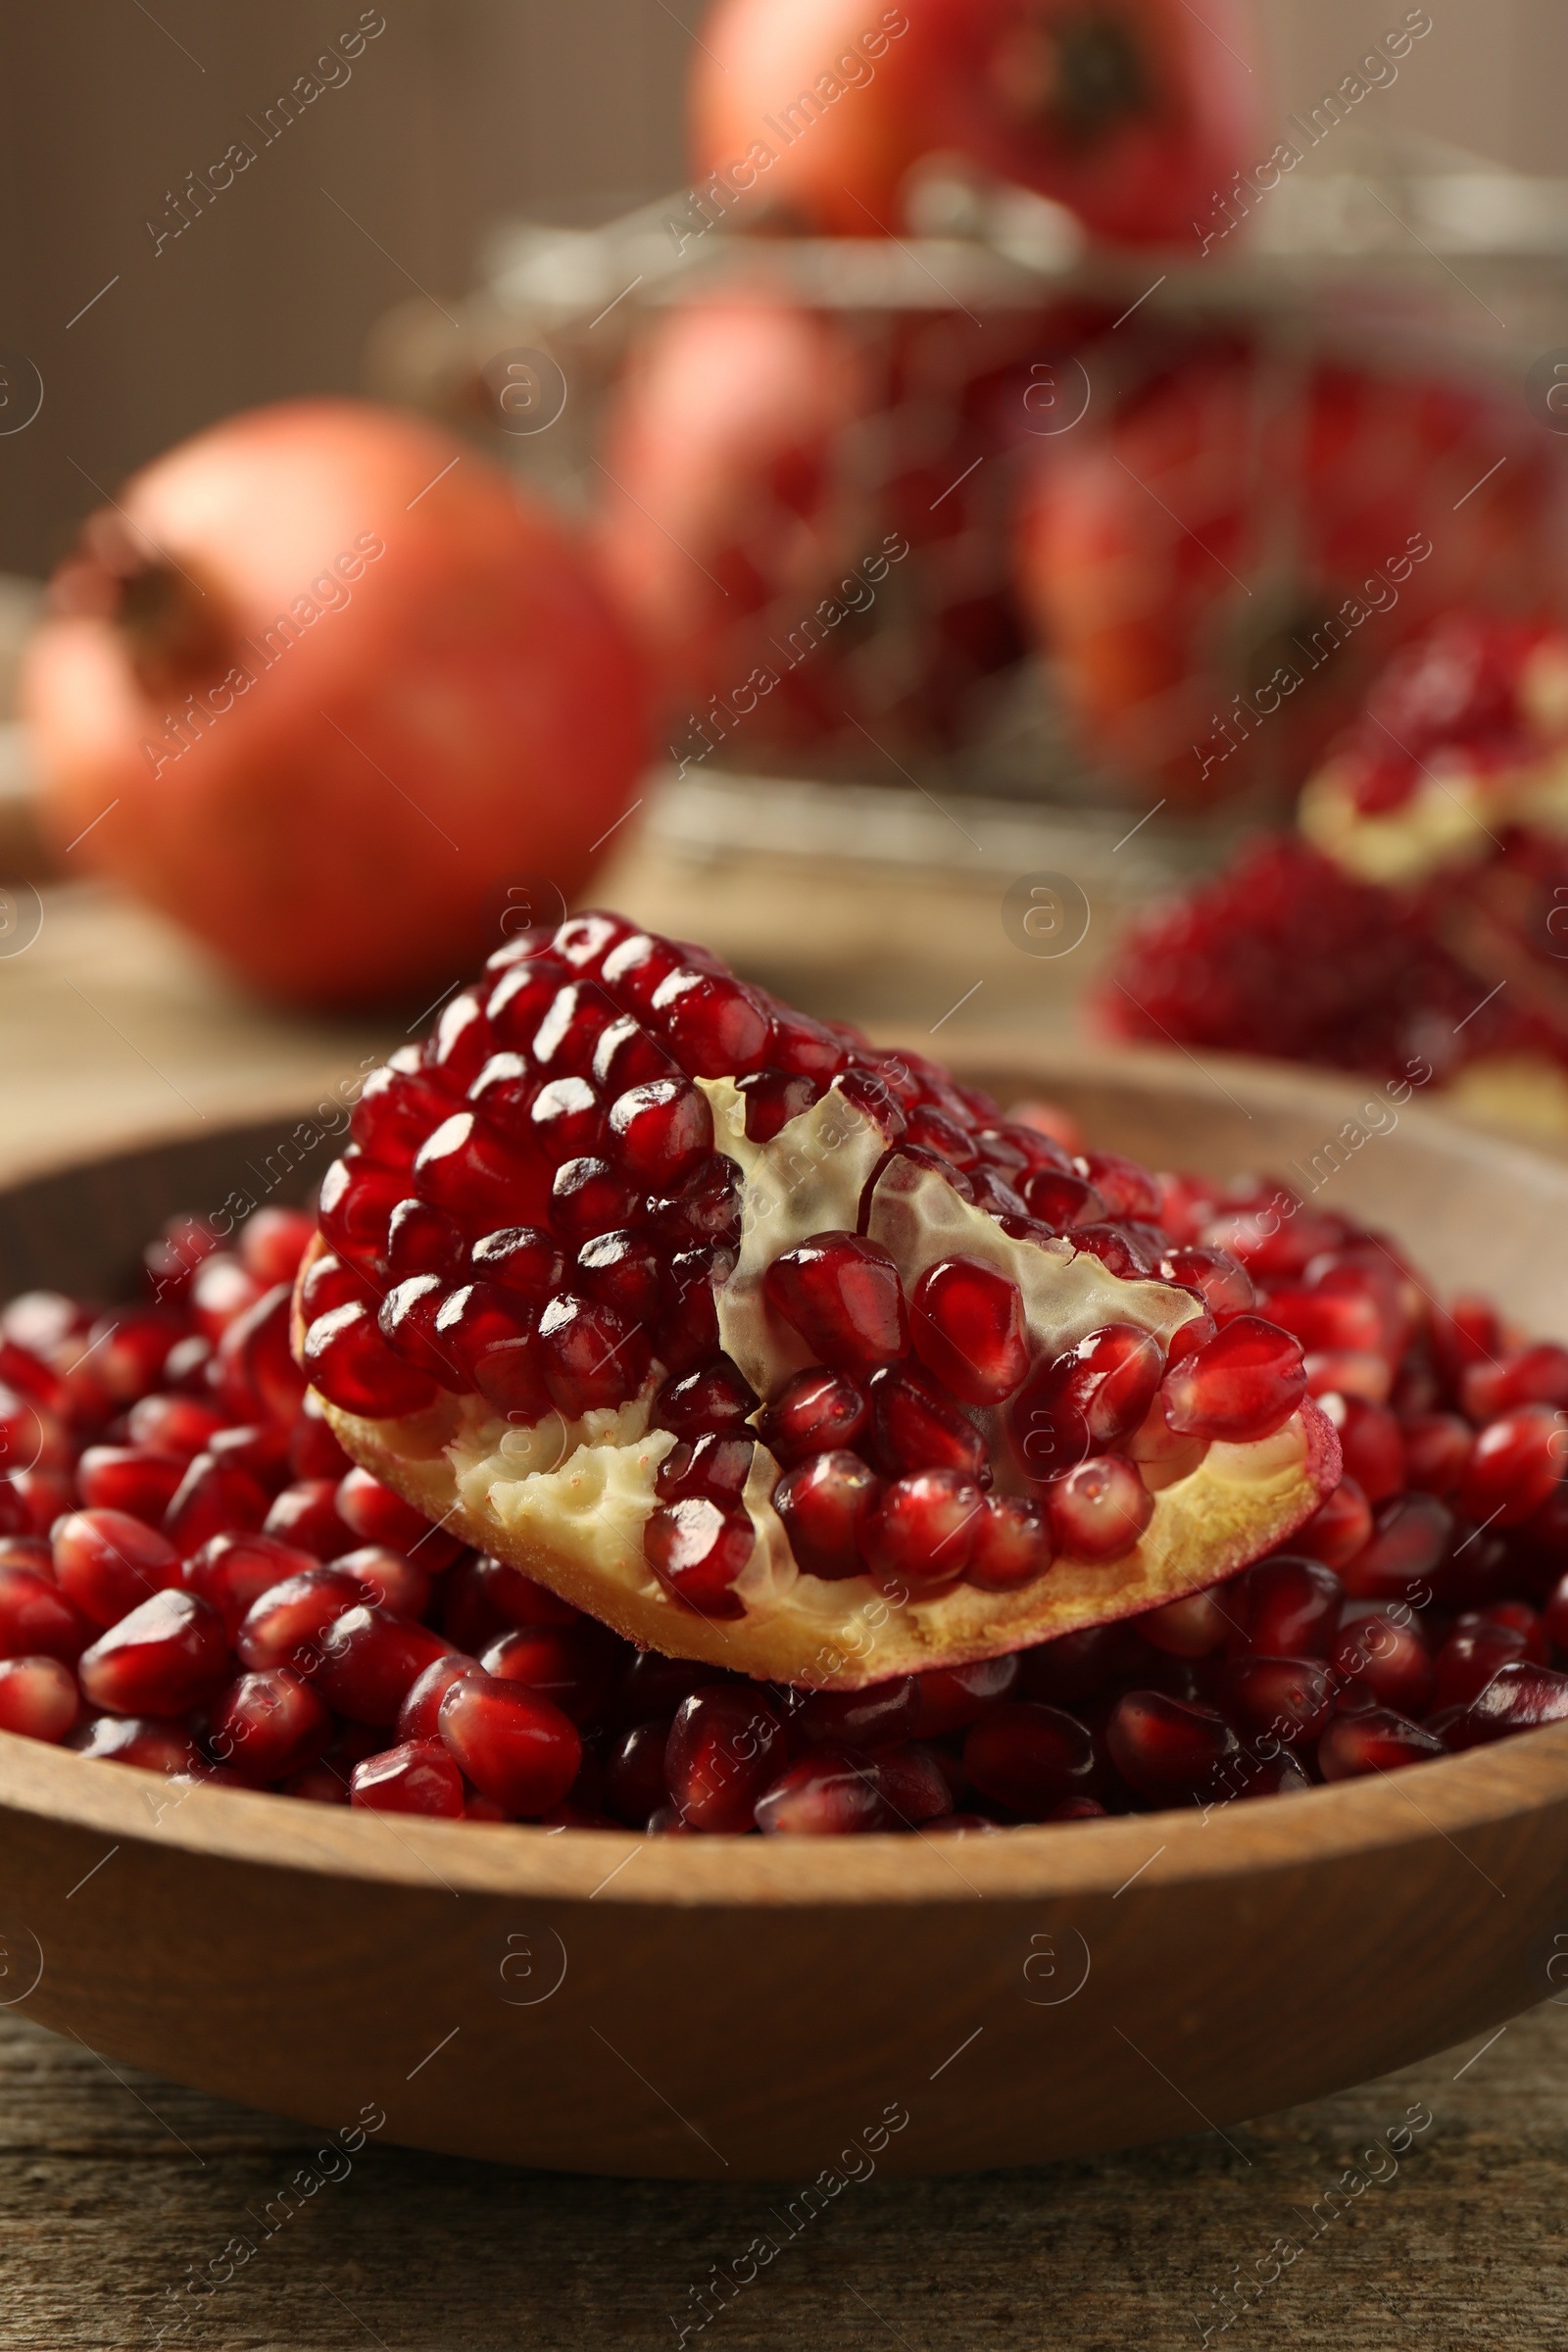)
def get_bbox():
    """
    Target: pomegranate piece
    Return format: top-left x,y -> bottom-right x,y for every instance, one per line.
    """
764,1233 -> 908,1375
77,1589 -> 228,1716
644,1499 -> 755,1619
1445,1659 -> 1568,1750
967,1494 -> 1054,1592
209,1668 -> 331,1783
1161,1316 -> 1306,1443
1223,1555 -> 1343,1658
1046,1456 -> 1152,1564
315,1604 -> 454,1725
303,1302 -> 439,1418
335,1465 -> 461,1568
351,1740 -> 465,1818
1012,1324 -> 1164,1481
754,1746 -> 893,1836
1106,1690 -> 1240,1805
771,1450 -> 882,1581
1318,1707 -> 1446,1779
665,1685 -> 785,1831
862,1470 -> 984,1592
0,1654 -> 79,1743
437,1671 -> 581,1816
53,1509 -> 181,1629
962,1702 -> 1097,1819
909,1256 -> 1029,1406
